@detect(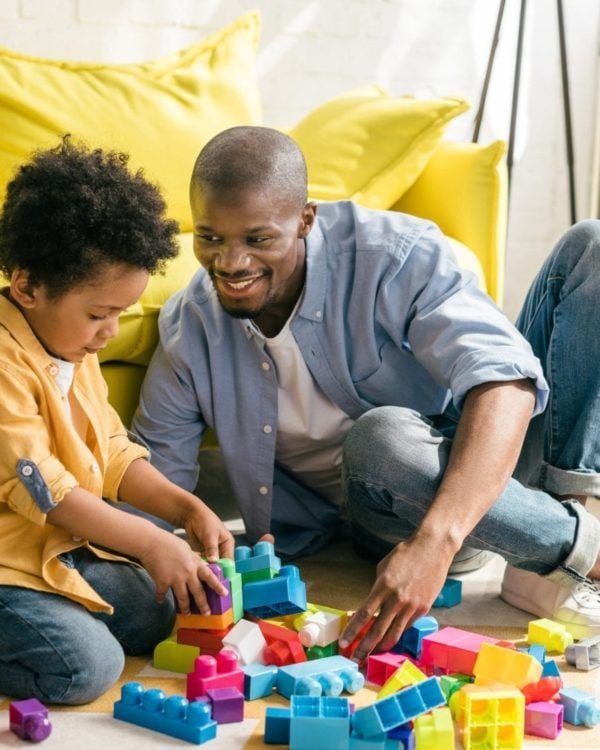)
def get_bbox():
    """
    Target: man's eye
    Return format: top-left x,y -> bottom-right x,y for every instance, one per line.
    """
247,237 -> 268,244
198,234 -> 220,243
89,314 -> 106,321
